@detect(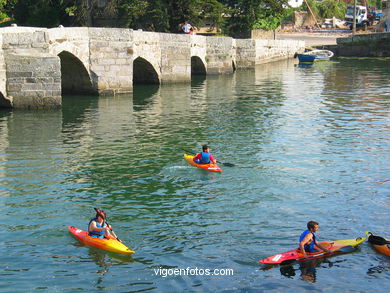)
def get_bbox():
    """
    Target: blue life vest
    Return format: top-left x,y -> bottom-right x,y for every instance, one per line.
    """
200,152 -> 211,164
299,230 -> 317,252
88,218 -> 107,238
